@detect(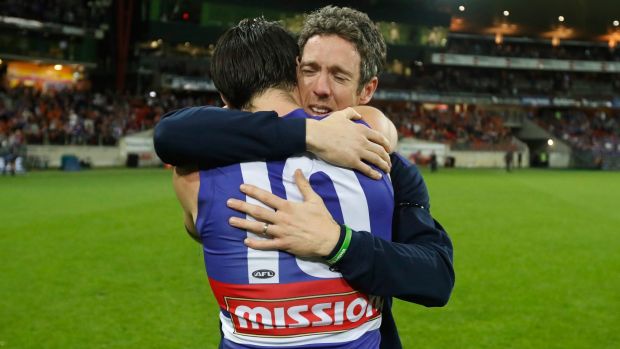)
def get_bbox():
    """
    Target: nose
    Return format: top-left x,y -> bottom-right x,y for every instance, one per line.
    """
313,71 -> 331,98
